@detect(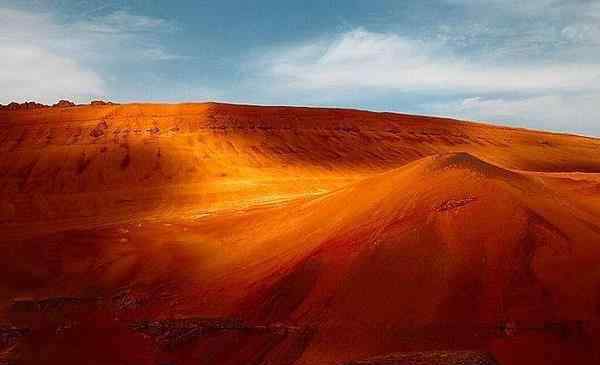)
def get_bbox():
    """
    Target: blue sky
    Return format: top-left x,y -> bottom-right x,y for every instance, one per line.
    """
1,0 -> 599,136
